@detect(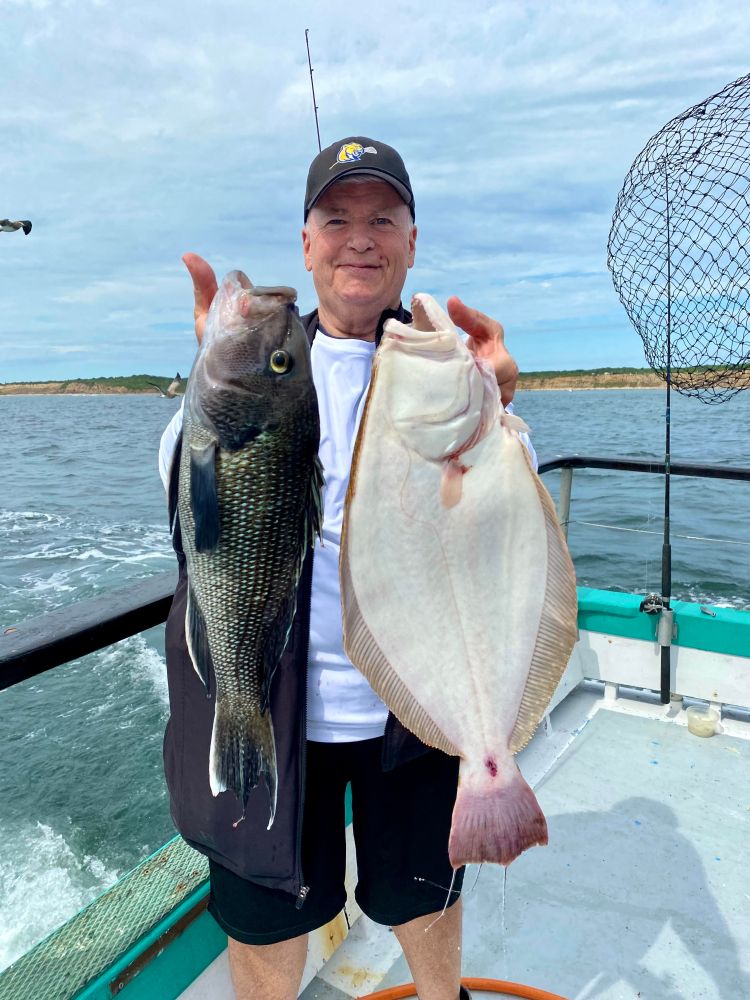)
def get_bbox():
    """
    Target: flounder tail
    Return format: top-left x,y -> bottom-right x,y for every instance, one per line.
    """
208,697 -> 278,830
448,760 -> 547,868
